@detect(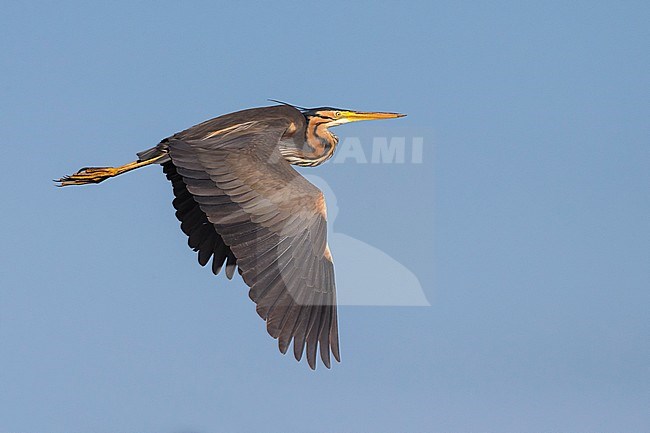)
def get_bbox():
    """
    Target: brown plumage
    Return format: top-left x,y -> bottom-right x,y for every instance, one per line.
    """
57,103 -> 405,369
